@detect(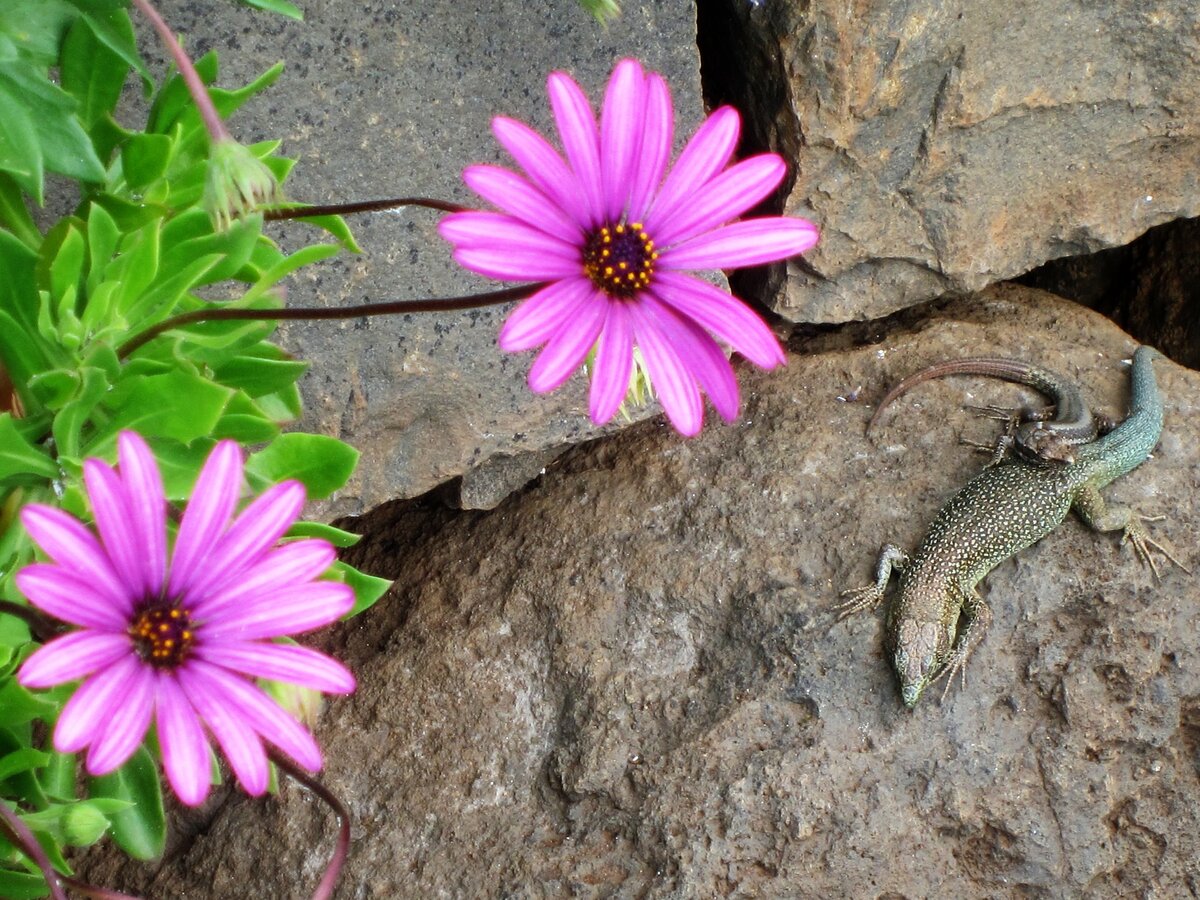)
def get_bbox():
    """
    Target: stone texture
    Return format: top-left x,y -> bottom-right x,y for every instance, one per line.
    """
150,0 -> 710,515
79,286 -> 1200,896
700,0 -> 1200,324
